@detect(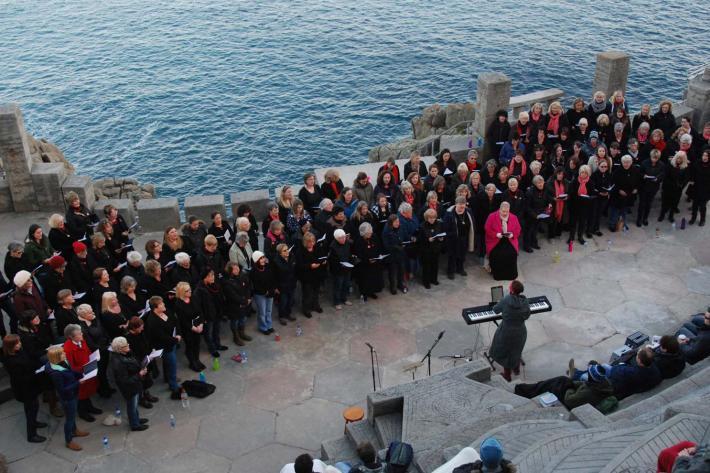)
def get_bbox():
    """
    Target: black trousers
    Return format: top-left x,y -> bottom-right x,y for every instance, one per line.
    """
637,188 -> 659,223
691,197 -> 708,221
386,259 -> 404,290
524,218 -> 540,249
589,197 -> 608,232
568,202 -> 591,240
184,332 -> 201,366
301,280 -> 321,312
421,251 -> 440,285
23,397 -> 40,439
